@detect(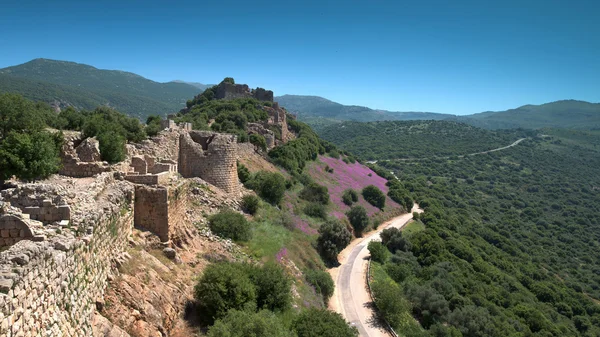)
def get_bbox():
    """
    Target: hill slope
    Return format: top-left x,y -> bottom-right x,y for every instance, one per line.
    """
275,94 -> 454,122
0,59 -> 204,119
451,100 -> 600,130
170,80 -> 212,91
317,120 -> 526,160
